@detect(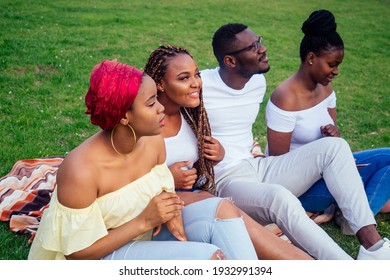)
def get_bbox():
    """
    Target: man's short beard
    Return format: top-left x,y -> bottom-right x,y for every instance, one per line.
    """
259,65 -> 271,74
